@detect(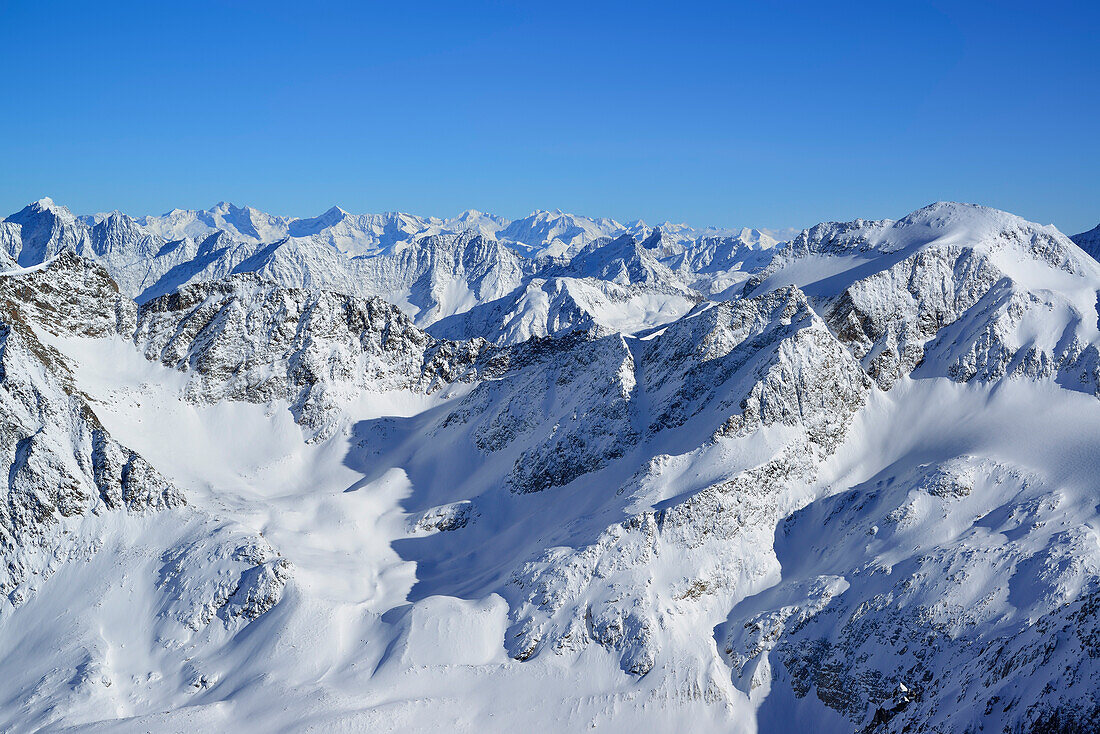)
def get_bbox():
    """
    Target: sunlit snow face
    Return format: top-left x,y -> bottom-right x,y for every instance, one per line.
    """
3,199 -> 1100,733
